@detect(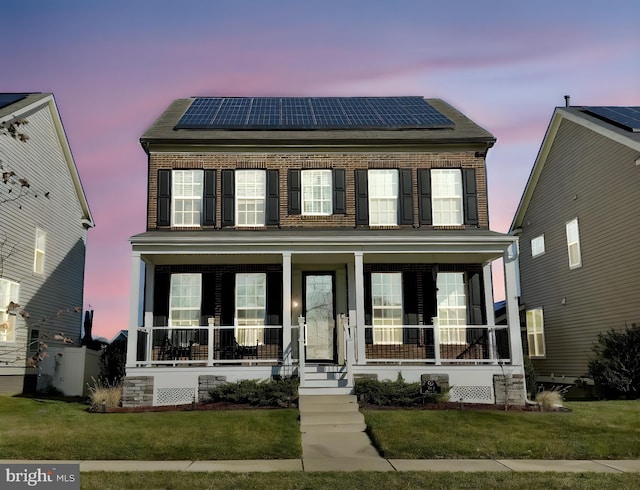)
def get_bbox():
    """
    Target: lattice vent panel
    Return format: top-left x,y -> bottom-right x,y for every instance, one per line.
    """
155,387 -> 196,406
449,386 -> 493,404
